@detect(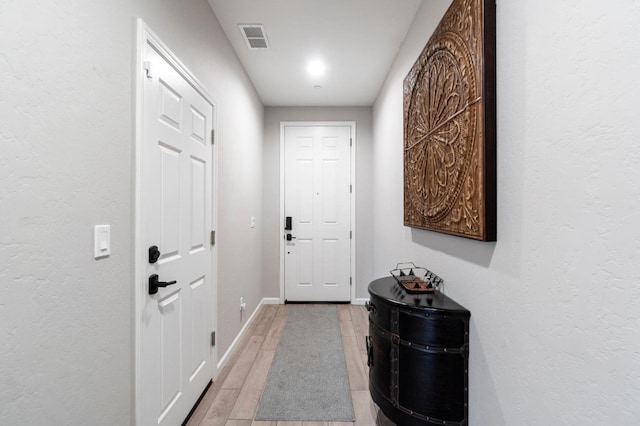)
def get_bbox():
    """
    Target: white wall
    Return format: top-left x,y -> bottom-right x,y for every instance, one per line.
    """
0,0 -> 264,424
262,107 -> 373,299
0,1 -> 132,424
372,0 -> 640,424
